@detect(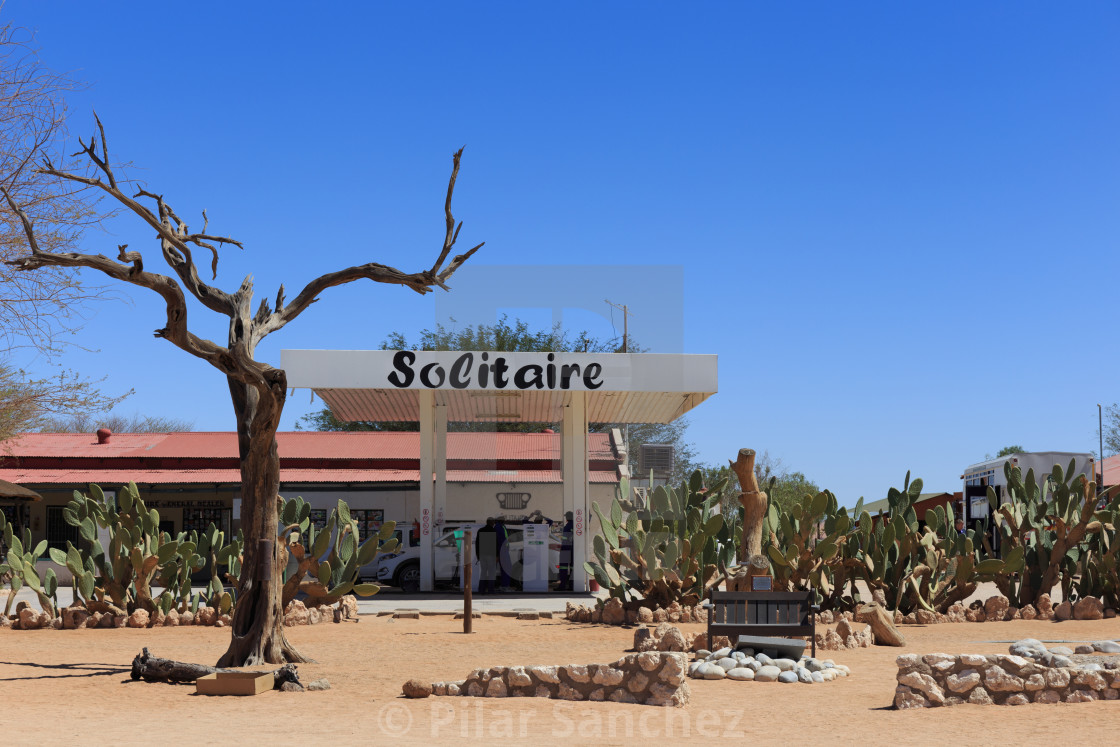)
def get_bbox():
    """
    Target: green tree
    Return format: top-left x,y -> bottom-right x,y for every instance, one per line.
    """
700,450 -> 821,515
295,316 -> 700,479
1099,403 -> 1120,457
984,445 -> 1026,460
